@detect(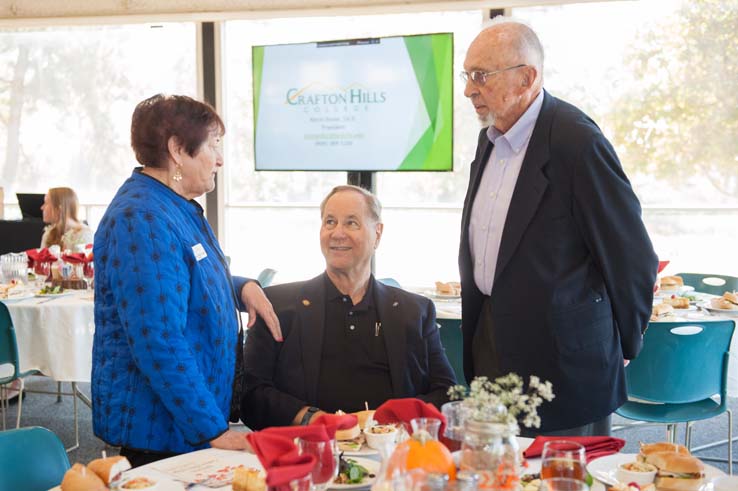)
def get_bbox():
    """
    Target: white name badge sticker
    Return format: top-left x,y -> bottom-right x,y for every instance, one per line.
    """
192,243 -> 208,261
